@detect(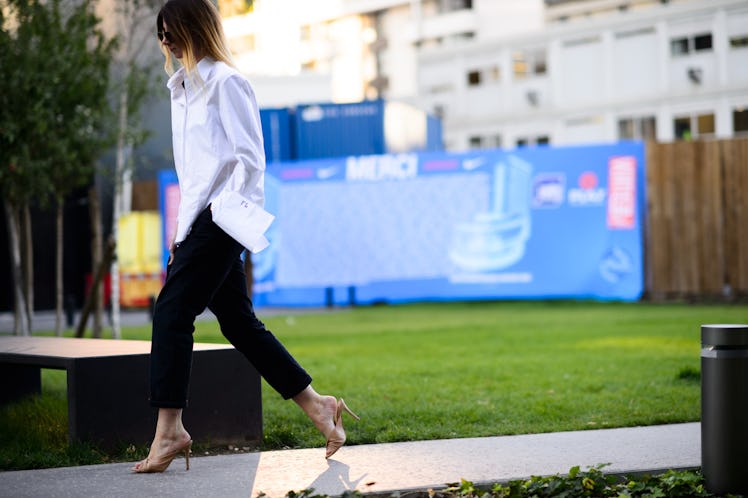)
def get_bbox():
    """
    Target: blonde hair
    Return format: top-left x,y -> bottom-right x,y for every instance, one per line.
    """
156,0 -> 235,80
